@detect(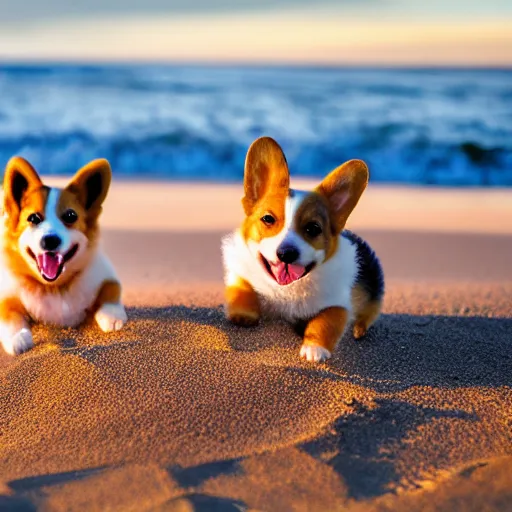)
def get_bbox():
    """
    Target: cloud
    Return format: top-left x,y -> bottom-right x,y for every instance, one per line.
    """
0,0 -> 352,22
3,0 -> 510,26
